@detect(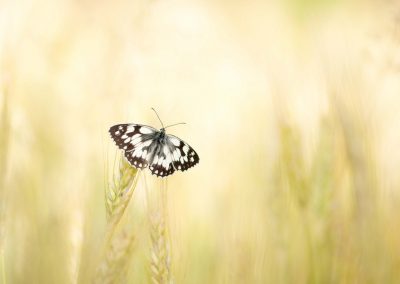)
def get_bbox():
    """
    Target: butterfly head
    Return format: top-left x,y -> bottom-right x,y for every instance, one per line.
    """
159,127 -> 166,137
